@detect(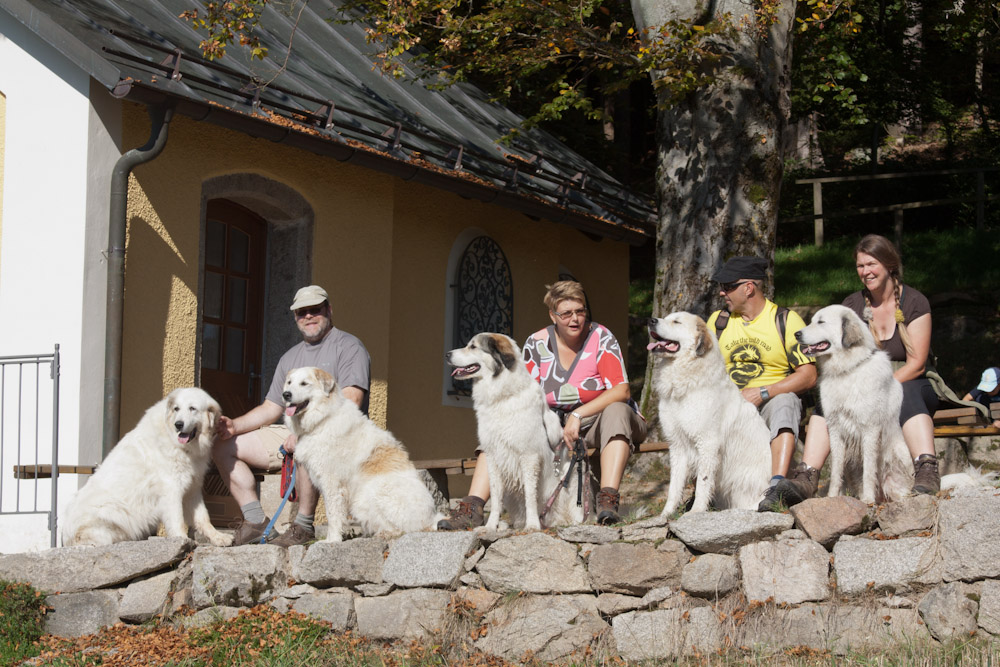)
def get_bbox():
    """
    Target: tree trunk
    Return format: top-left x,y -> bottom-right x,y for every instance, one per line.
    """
632,0 -> 796,436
